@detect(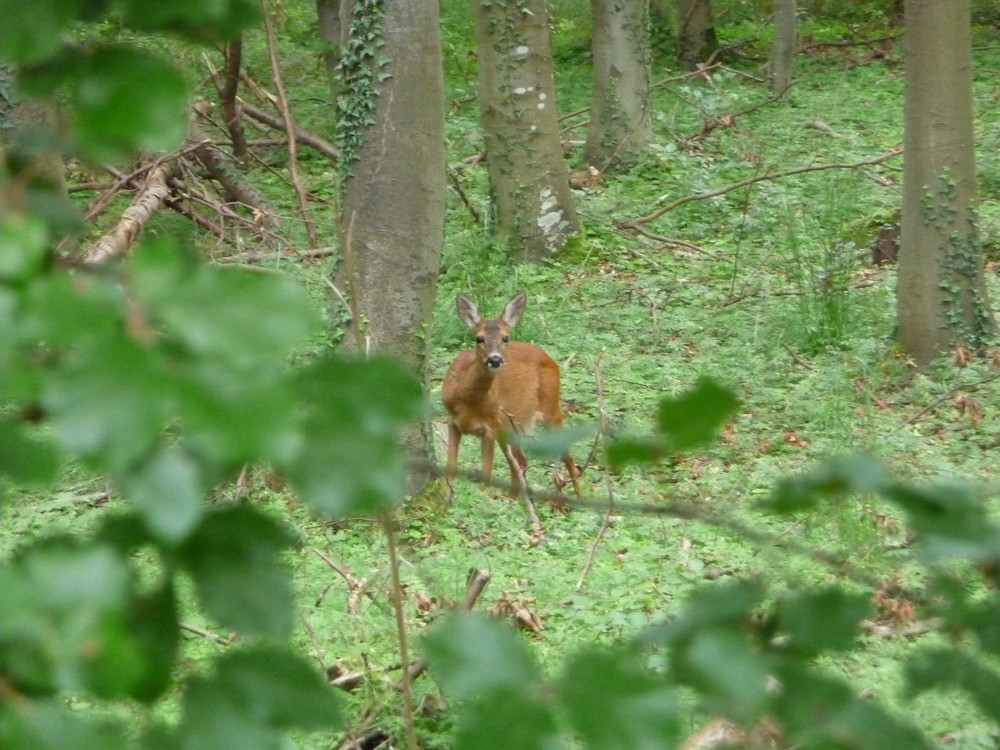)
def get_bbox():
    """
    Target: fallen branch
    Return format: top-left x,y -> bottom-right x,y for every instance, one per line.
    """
240,100 -> 341,162
310,547 -> 378,614
191,101 -> 282,230
84,158 -> 180,264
